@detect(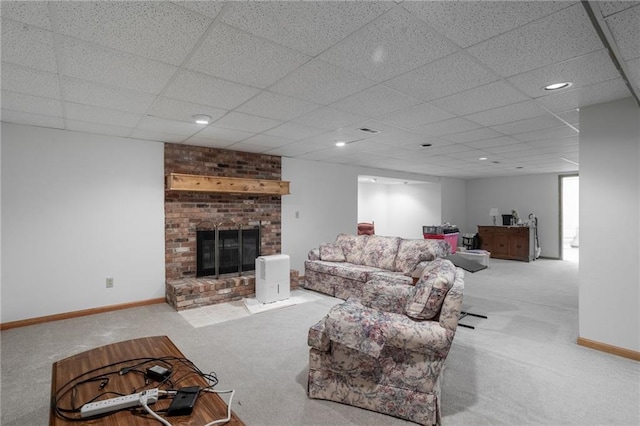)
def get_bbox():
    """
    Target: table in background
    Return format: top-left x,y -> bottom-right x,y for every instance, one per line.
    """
50,335 -> 245,426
